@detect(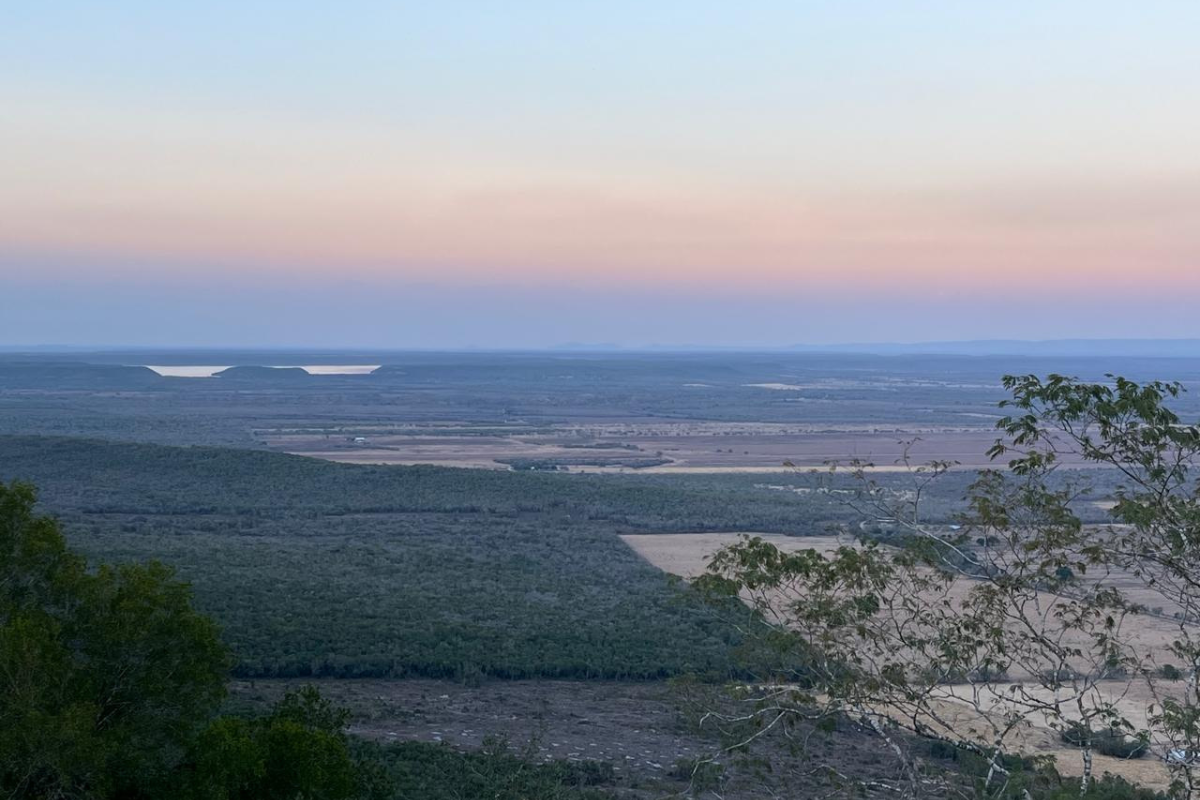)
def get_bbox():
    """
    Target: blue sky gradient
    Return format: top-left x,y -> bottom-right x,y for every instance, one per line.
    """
3,2 -> 1198,346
